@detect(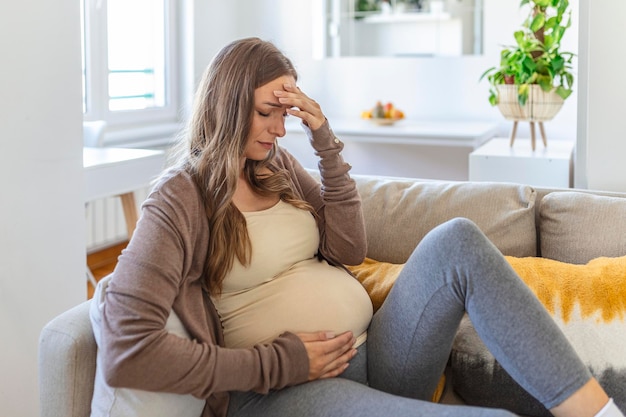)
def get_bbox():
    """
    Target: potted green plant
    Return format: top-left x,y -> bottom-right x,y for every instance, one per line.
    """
480,0 -> 575,149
